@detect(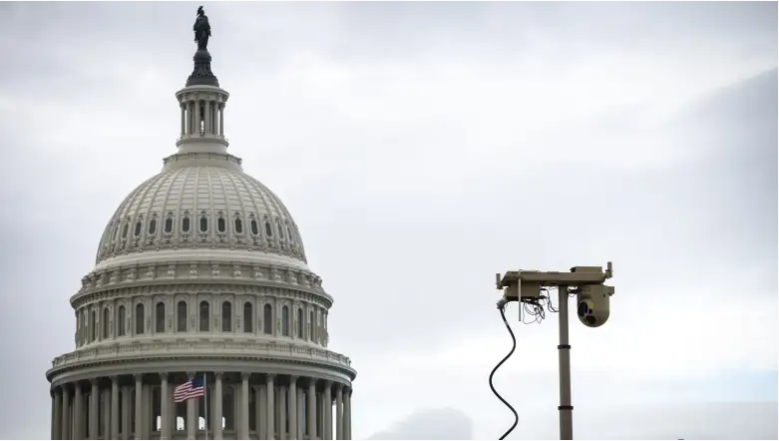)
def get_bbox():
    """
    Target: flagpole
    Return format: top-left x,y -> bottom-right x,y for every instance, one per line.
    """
204,373 -> 209,441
